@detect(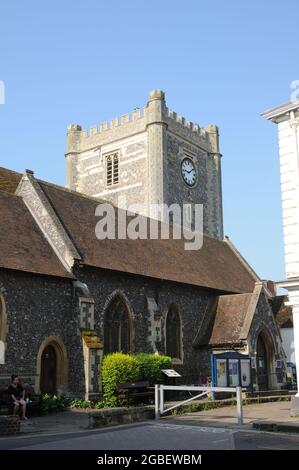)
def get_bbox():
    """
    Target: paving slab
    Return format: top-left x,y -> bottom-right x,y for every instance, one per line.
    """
19,409 -> 89,434
164,401 -> 299,433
